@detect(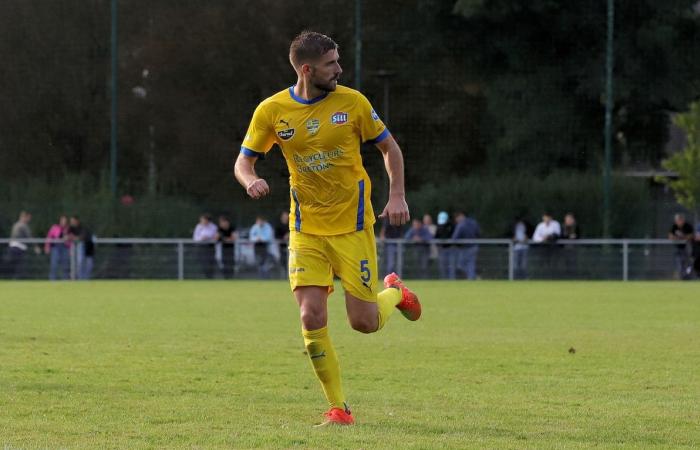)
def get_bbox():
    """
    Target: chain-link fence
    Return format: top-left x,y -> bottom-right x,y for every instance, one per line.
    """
2,238 -> 696,281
